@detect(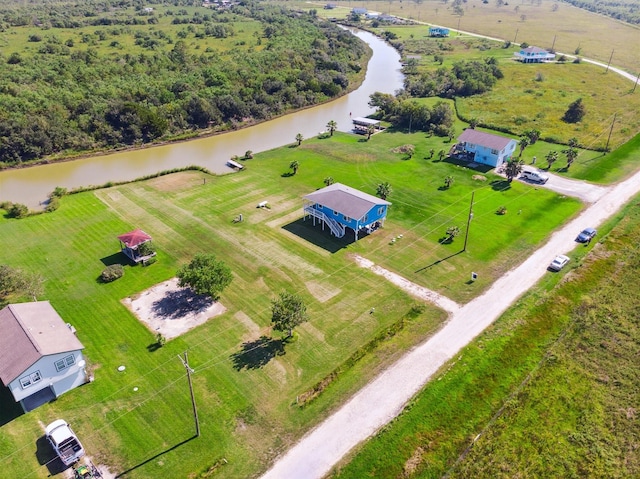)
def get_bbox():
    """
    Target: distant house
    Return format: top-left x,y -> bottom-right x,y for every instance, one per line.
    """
351,7 -> 367,15
303,183 -> 391,241
117,228 -> 156,264
429,26 -> 450,37
324,3 -> 336,9
514,46 -> 555,63
455,129 -> 517,168
0,302 -> 87,412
